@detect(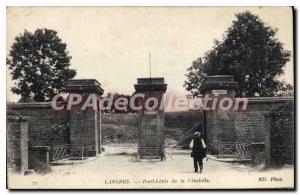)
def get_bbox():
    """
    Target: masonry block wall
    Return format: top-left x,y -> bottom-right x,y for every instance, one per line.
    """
65,79 -> 104,156
206,97 -> 294,155
233,98 -> 292,144
234,111 -> 265,143
134,77 -> 167,159
68,107 -> 98,152
7,103 -> 69,162
201,75 -> 294,166
206,110 -> 236,153
7,79 -> 104,169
